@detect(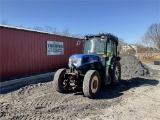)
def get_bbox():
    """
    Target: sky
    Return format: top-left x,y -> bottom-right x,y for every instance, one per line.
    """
0,0 -> 160,44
